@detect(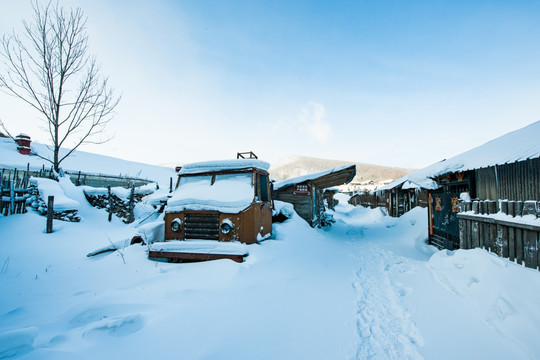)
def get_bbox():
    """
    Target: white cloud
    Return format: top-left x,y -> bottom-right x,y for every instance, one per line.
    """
297,102 -> 332,144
